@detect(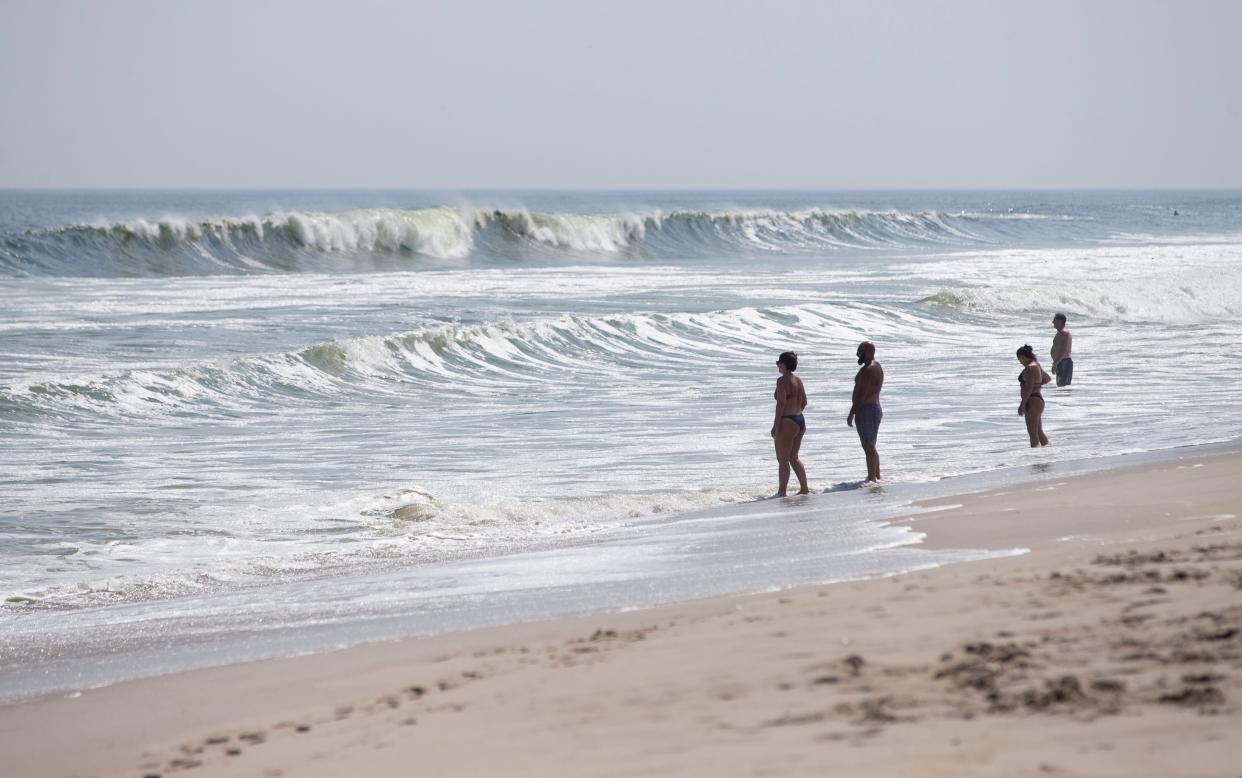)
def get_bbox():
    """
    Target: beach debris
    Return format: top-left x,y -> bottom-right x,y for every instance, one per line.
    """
1018,676 -> 1089,711
932,642 -> 1132,715
1158,684 -> 1225,708
1089,679 -> 1125,693
857,697 -> 901,724
168,757 -> 203,770
762,709 -> 830,728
